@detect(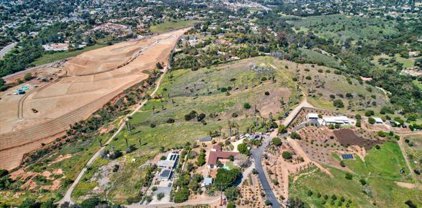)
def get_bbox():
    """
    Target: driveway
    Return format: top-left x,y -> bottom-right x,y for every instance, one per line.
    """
251,131 -> 281,208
